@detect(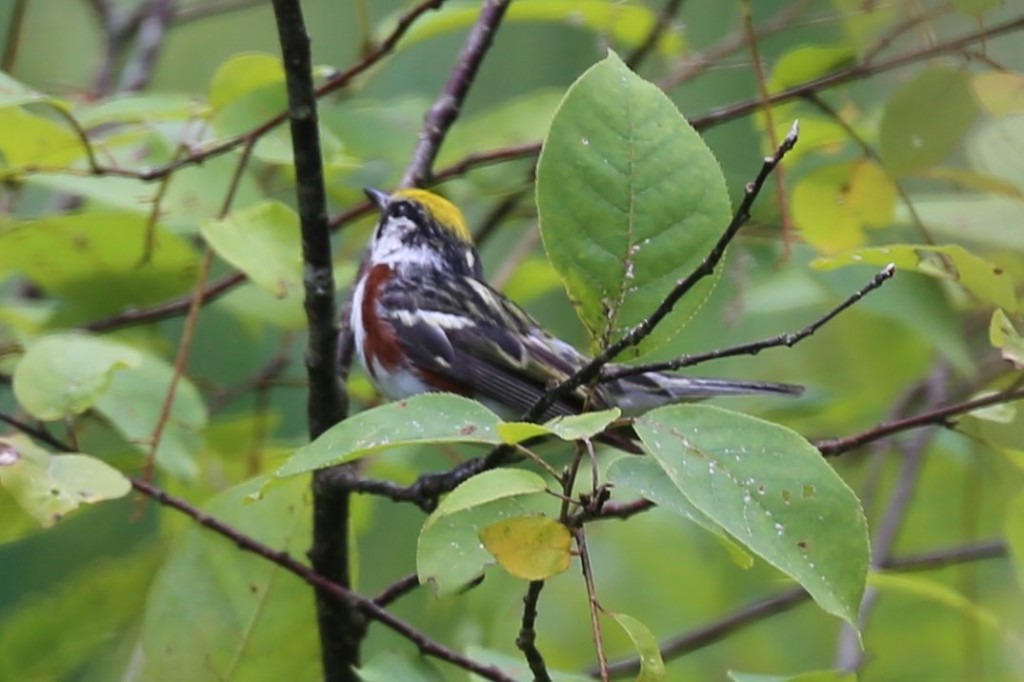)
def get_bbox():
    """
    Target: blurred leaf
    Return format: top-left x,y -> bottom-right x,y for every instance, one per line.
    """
1007,491 -> 1024,590
919,166 -> 1022,198
0,435 -> 130,527
0,211 -> 200,316
273,394 -> 508,479
792,160 -> 896,253
607,611 -> 666,681
462,646 -> 593,681
967,116 -> 1024,193
768,45 -> 855,92
92,346 -> 208,480
895,195 -> 1024,250
868,573 -> 1023,646
635,405 -> 869,627
814,244 -> 1017,312
428,468 -> 548,520
880,67 -> 978,176
440,90 -> 563,165
76,93 -> 208,126
0,71 -> 52,108
202,201 -> 302,298
389,1 -> 684,57
952,0 -> 1001,15
356,651 -> 446,682
972,72 -> 1024,116
417,492 -> 547,594
0,490 -> 37,546
0,549 -> 156,681
142,475 -> 319,682
607,455 -> 753,569
13,333 -> 141,420
537,52 -> 728,356
208,52 -> 284,111
990,309 -> 1024,367
0,106 -> 85,170
729,671 -> 855,682
479,514 -> 571,580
